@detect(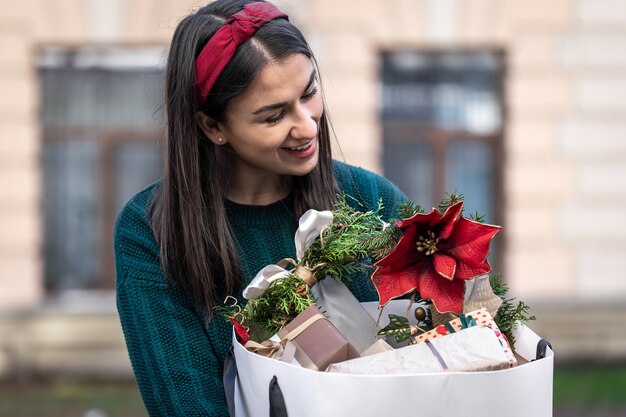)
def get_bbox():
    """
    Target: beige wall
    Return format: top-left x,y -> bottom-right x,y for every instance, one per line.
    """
1,2 -> 42,310
1,1 -> 626,370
